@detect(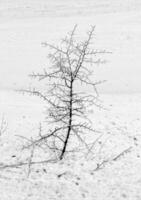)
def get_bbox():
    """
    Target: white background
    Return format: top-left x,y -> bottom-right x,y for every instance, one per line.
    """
0,0 -> 141,93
